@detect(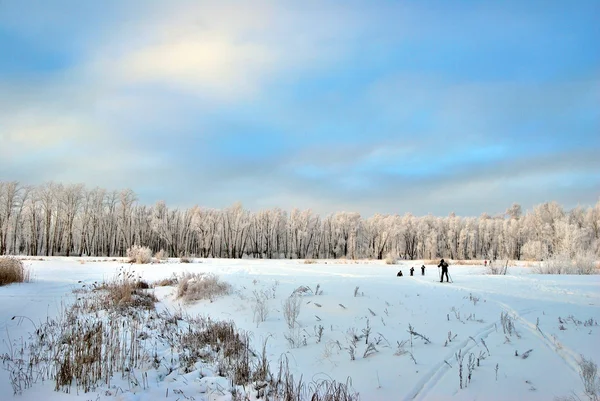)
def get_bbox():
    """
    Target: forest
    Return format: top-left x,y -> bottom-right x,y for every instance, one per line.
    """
0,181 -> 598,261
